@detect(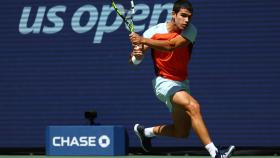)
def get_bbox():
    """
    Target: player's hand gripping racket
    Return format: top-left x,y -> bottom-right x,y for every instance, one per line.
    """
112,0 -> 141,49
